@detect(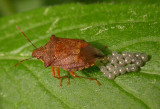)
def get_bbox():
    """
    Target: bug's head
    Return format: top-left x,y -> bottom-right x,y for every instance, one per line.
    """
32,47 -> 45,60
